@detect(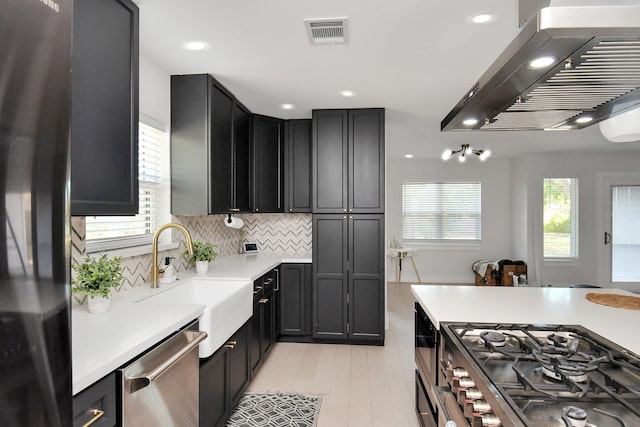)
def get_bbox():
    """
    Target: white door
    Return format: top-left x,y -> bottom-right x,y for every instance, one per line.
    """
599,175 -> 640,291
